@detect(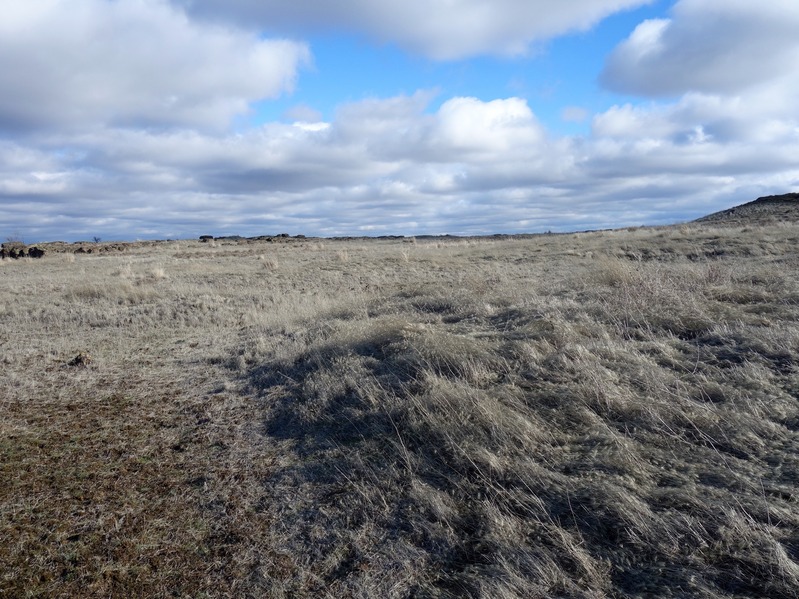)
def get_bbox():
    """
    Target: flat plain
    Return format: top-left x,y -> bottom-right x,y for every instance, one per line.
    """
2,221 -> 799,597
